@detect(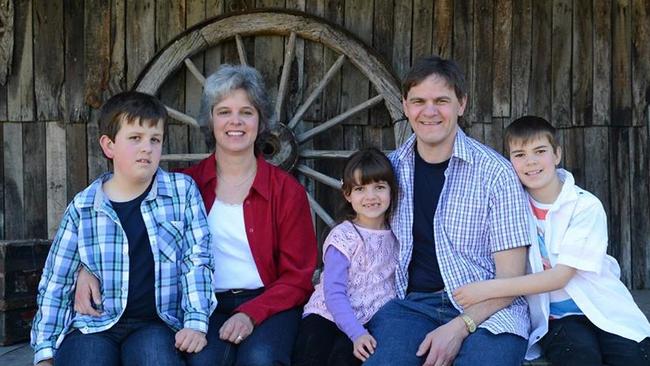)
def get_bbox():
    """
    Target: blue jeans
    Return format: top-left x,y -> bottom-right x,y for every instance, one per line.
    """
364,291 -> 527,366
186,289 -> 301,366
541,315 -> 650,366
55,317 -> 184,366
